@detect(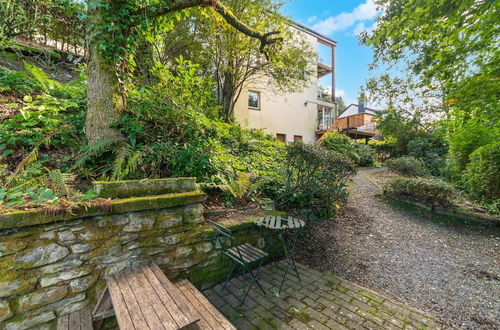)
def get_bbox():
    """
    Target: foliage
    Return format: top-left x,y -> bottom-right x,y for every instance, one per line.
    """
385,157 -> 429,177
407,134 -> 447,176
363,0 -> 499,203
144,0 -> 316,121
276,142 -> 356,220
322,131 -> 376,167
0,0 -> 31,44
385,177 -> 455,207
114,58 -> 287,188
0,67 -> 36,94
368,137 -> 398,161
446,118 -> 498,181
322,132 -> 360,164
356,144 -> 376,167
220,172 -> 261,205
0,67 -> 85,154
462,141 -> 500,203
